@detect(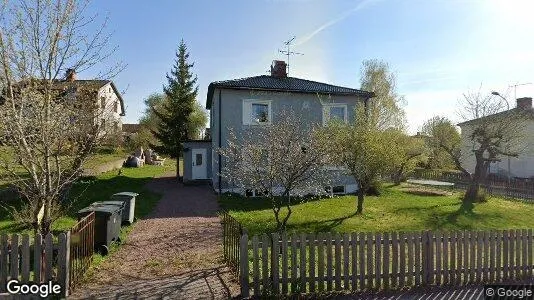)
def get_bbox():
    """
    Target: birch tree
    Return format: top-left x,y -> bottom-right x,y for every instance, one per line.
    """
360,59 -> 406,131
0,0 -> 122,234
